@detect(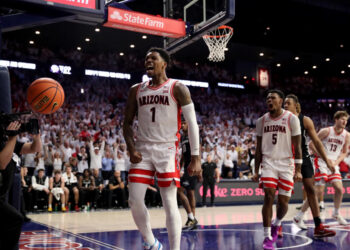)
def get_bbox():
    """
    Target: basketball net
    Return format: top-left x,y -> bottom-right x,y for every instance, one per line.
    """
203,25 -> 233,62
